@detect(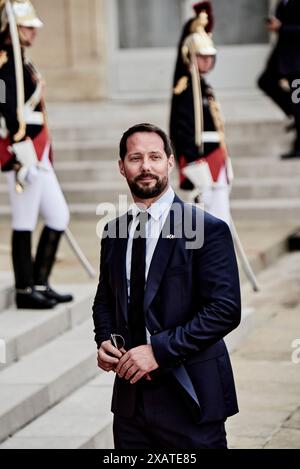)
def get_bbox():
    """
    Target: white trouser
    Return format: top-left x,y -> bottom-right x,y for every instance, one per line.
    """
188,167 -> 231,226
6,145 -> 70,231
